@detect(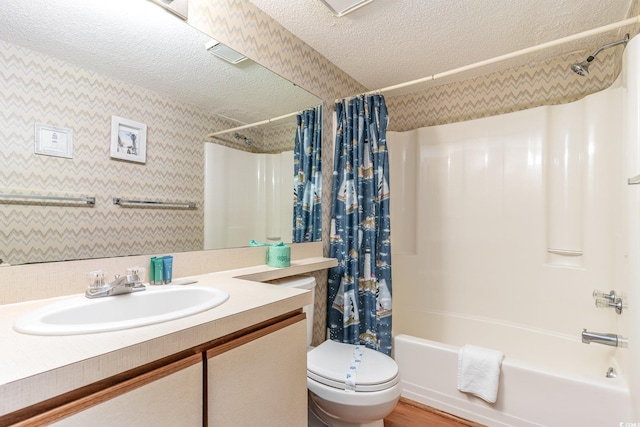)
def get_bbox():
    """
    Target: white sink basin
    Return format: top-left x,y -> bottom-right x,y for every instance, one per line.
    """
14,285 -> 229,336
